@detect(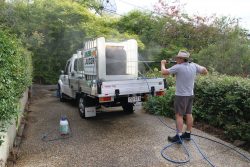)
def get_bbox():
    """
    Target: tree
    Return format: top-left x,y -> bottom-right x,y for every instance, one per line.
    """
115,1 -> 250,76
0,0 -> 140,83
194,27 -> 250,76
